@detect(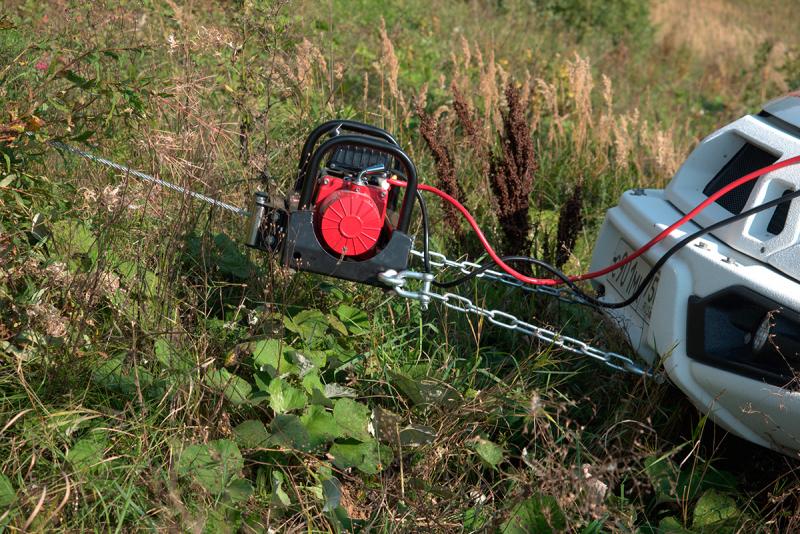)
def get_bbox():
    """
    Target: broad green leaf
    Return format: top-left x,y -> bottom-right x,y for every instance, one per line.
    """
693,489 -> 740,528
291,350 -> 328,376
388,371 -> 461,407
205,368 -> 252,406
283,309 -> 329,341
301,371 -> 325,395
501,494 -> 566,534
470,437 -> 504,469
0,473 -> 16,507
233,420 -> 270,448
300,404 -> 341,448
327,313 -> 349,336
659,516 -> 694,533
644,455 -> 737,505
251,339 -> 297,377
67,433 -> 108,472
93,356 -> 136,395
329,441 -> 393,474
271,471 -> 291,507
369,407 -> 433,447
371,406 -> 404,443
52,220 -> 94,257
399,424 -> 436,447
292,349 -> 326,375
335,304 -> 370,335
462,507 -> 488,531
176,439 -> 243,495
269,414 -> 313,452
644,455 -> 680,503
333,398 -> 372,442
225,478 -> 253,503
154,337 -> 191,371
213,233 -> 252,279
116,261 -> 160,298
268,378 -> 307,414
322,477 -> 342,512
